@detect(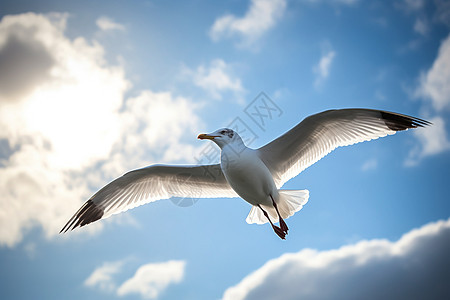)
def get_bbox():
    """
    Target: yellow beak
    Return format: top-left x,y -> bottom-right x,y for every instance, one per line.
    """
197,133 -> 218,140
